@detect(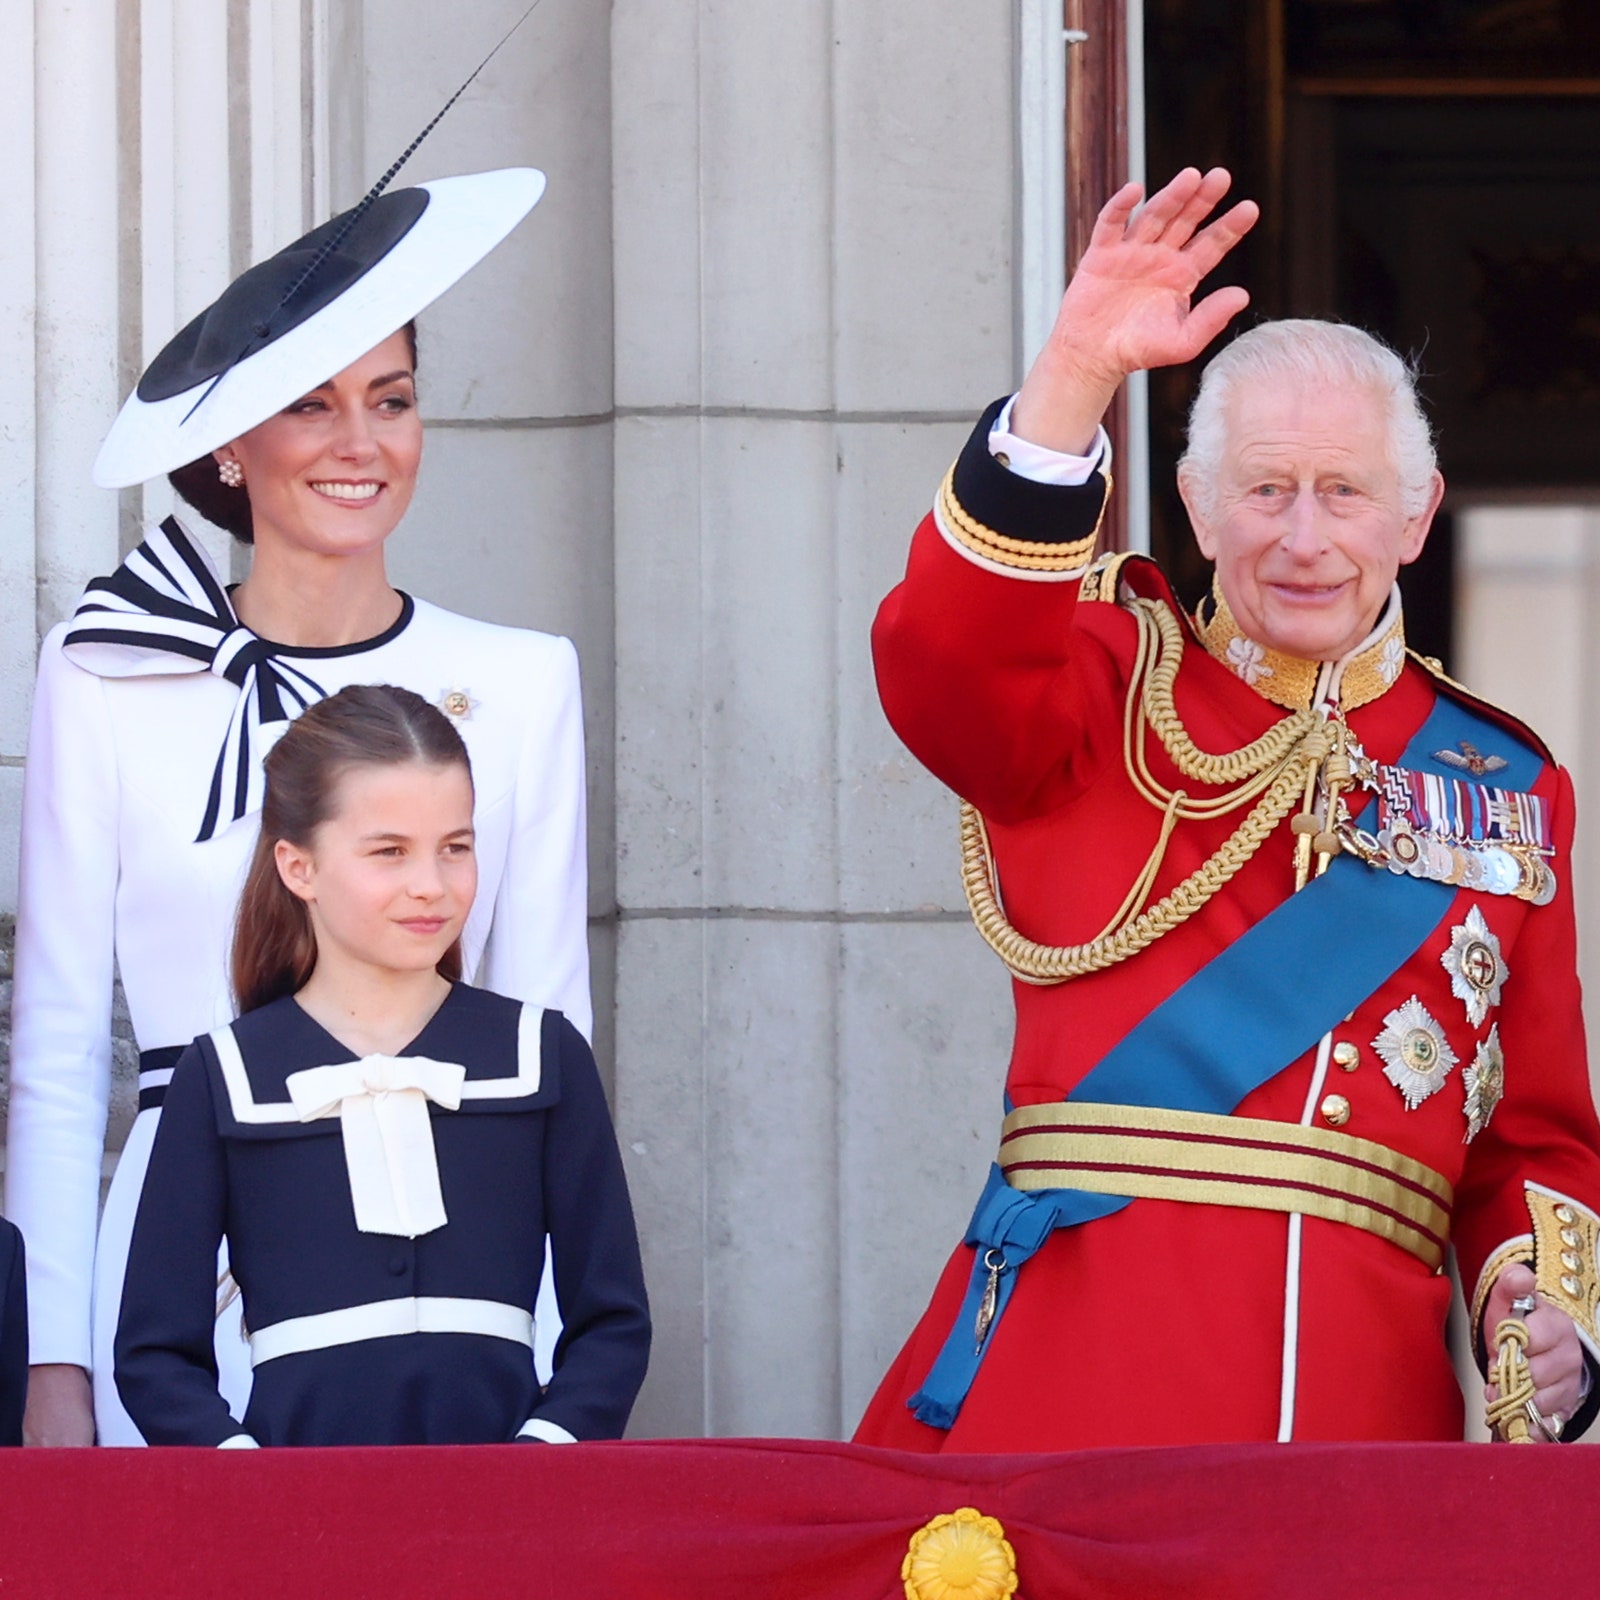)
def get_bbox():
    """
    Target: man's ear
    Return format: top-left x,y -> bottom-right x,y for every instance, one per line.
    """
274,838 -> 317,903
1177,465 -> 1216,560
1399,470 -> 1446,567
